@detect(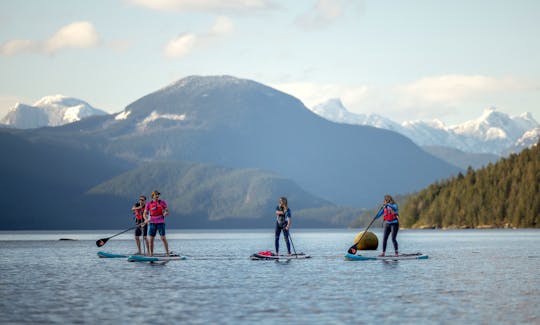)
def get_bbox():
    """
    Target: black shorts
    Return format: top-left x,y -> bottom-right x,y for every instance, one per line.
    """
135,221 -> 148,237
